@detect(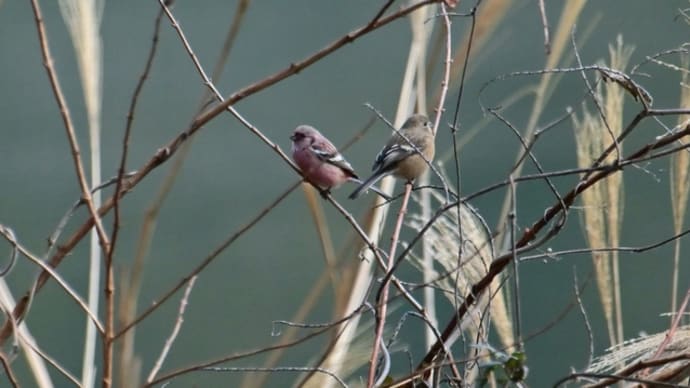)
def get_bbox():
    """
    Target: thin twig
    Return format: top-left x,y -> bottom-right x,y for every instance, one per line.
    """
28,0 -> 111,258
0,352 -> 19,388
537,0 -> 550,54
145,317 -> 347,387
488,107 -> 568,236
0,226 -> 17,277
147,275 -> 198,383
368,182 -> 413,387
434,2 -> 453,205
47,172 -> 137,257
18,333 -> 82,386
287,302 -> 378,386
431,3 -> 452,137
204,366 -> 347,388
188,0 -> 438,135
521,227 -> 690,261
571,26 -> 621,163
115,5 -> 168,385
650,287 -> 690,360
115,182 -> 298,339
573,268 -> 594,369
0,225 -> 104,333
367,0 -> 397,28
111,0 -> 167,266
508,174 -> 523,351
447,0 -> 479,287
